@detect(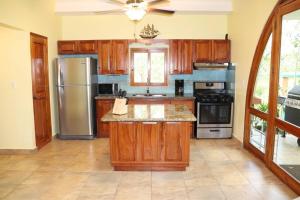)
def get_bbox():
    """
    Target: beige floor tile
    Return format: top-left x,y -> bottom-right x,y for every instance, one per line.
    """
115,183 -> 151,200
152,190 -> 189,200
3,184 -> 49,200
0,171 -> 32,185
221,185 -> 263,200
185,175 -> 219,190
188,185 -> 226,200
0,184 -> 17,199
213,170 -> 250,186
21,171 -> 61,185
253,183 -> 298,200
